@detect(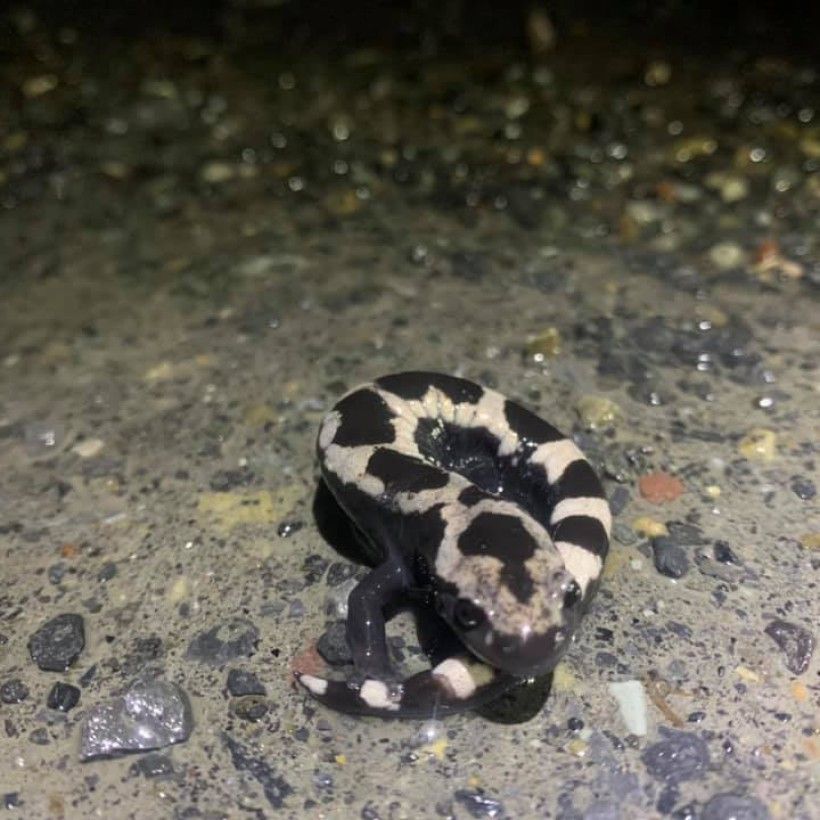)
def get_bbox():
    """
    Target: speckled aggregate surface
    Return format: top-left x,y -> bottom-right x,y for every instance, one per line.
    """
1,4 -> 819,819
